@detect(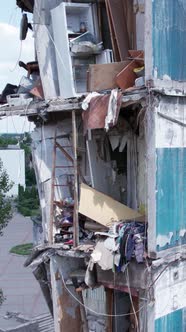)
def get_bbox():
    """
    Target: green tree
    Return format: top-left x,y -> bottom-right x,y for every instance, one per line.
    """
0,159 -> 13,235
